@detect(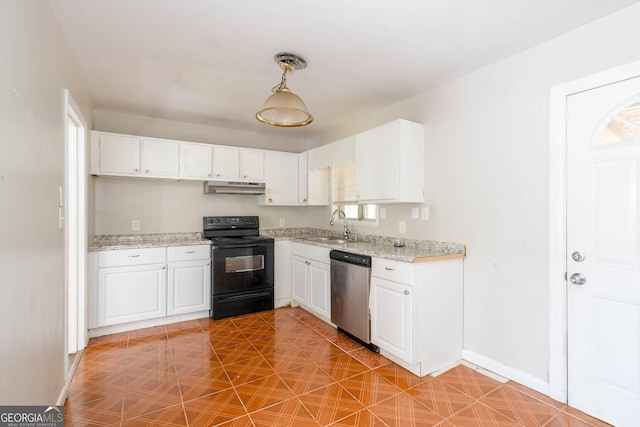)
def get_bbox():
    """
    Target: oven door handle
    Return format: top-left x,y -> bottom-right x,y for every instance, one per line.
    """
213,244 -> 263,249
